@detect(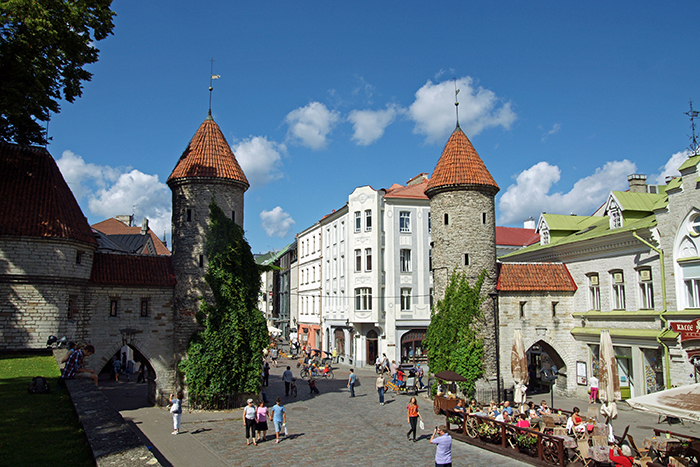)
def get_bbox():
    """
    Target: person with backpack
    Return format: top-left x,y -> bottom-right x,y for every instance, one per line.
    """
169,390 -> 183,435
